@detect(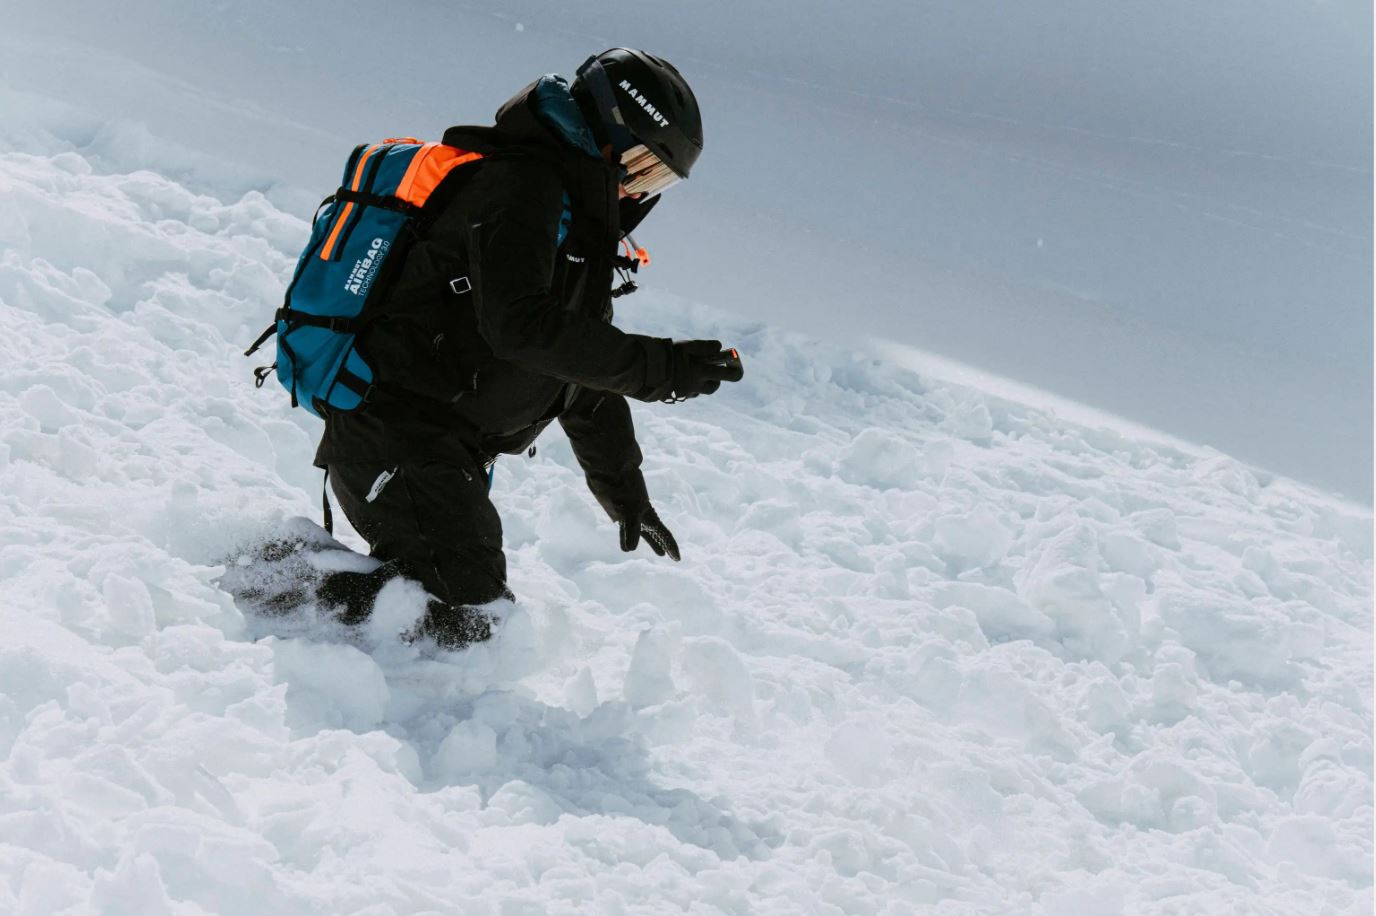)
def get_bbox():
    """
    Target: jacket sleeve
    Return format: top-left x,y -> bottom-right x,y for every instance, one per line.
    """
558,387 -> 649,521
462,160 -> 672,400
